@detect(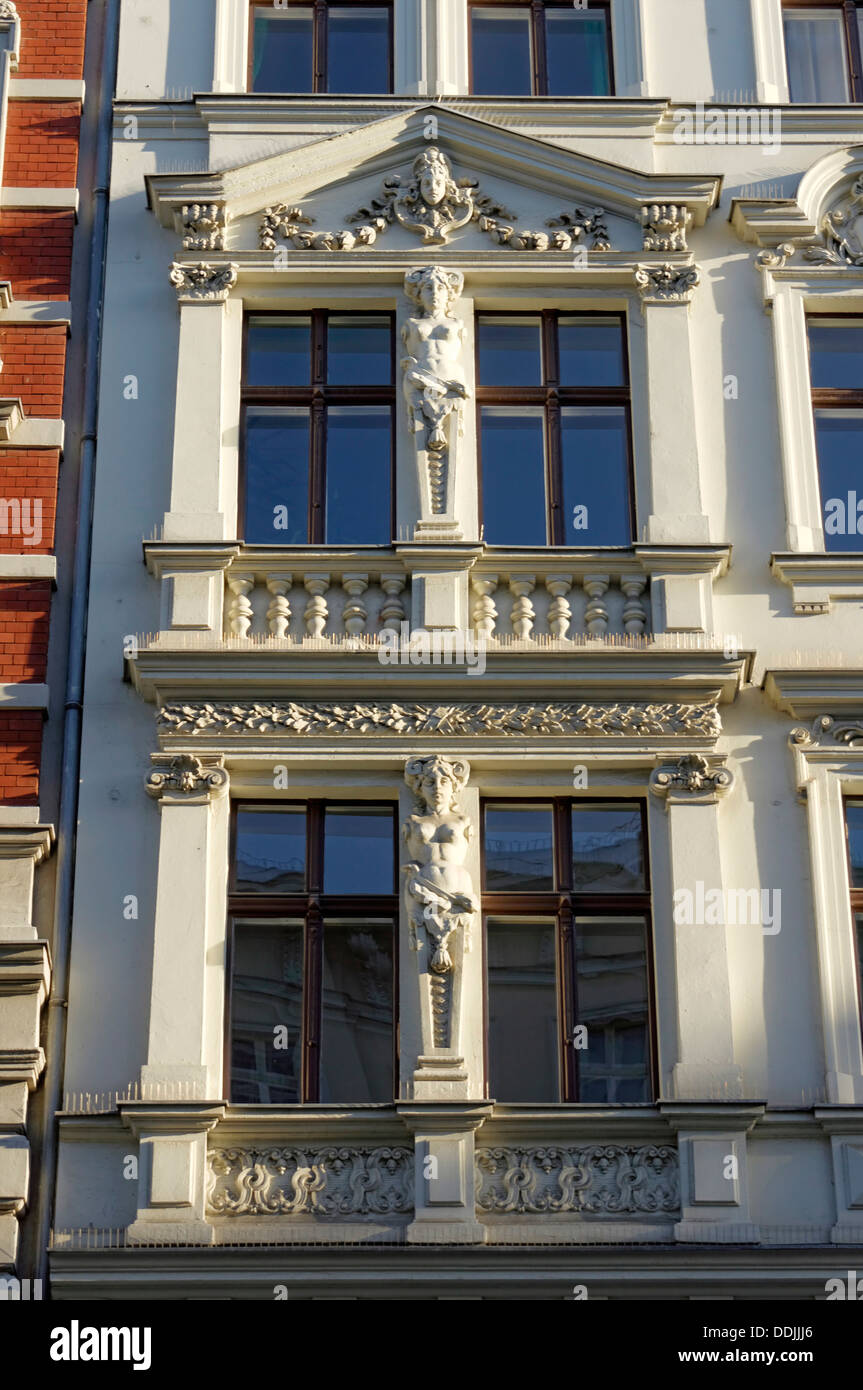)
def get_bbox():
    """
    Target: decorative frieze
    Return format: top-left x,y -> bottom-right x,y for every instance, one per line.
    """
649,753 -> 734,799
179,203 -> 227,252
475,1145 -> 680,1215
144,754 -> 229,800
157,700 -> 722,739
642,204 -> 692,252
790,715 -> 863,751
168,261 -> 238,302
207,1145 -> 413,1217
635,263 -> 700,303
